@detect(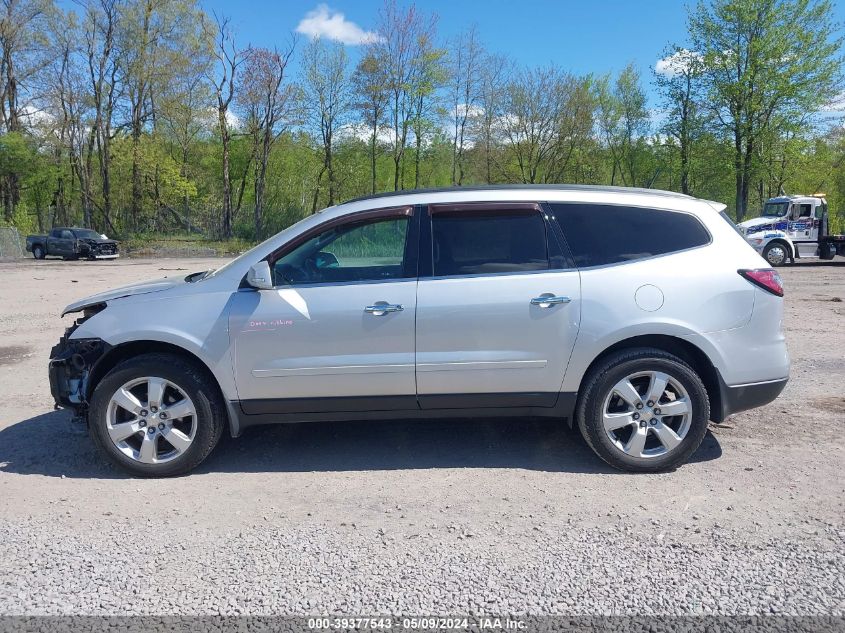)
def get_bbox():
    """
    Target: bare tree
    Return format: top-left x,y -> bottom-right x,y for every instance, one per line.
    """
448,26 -> 482,186
475,52 -> 508,184
352,46 -> 388,195
302,37 -> 350,209
238,42 -> 296,238
79,0 -> 121,231
546,76 -> 594,184
208,12 -> 240,237
376,0 -> 437,191
53,18 -> 94,228
500,66 -> 566,184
